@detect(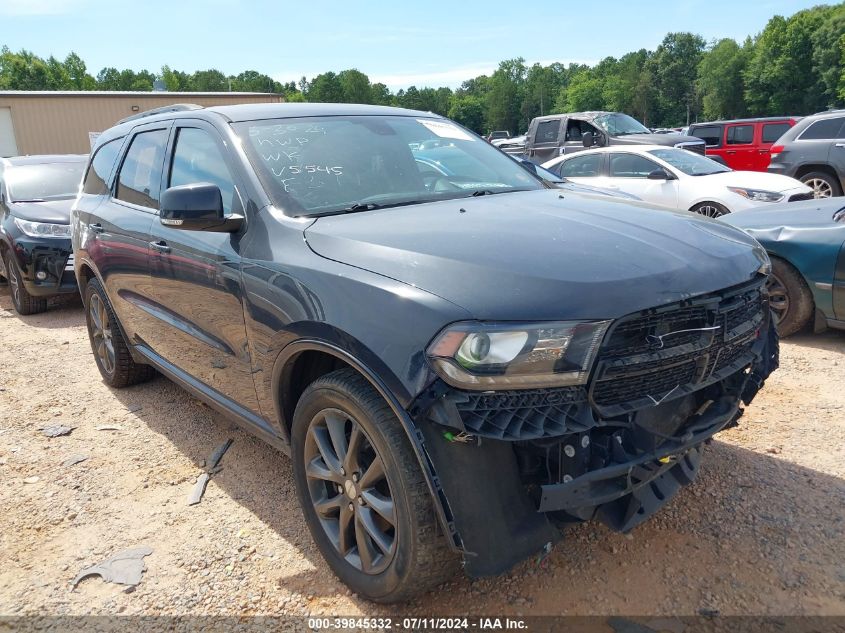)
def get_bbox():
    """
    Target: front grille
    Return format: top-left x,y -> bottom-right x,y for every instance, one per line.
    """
591,279 -> 765,413
452,387 -> 586,440
675,141 -> 706,155
788,192 -> 814,202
